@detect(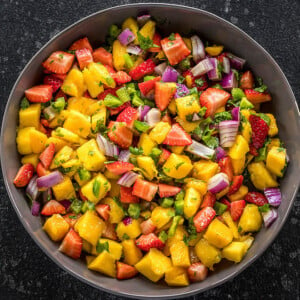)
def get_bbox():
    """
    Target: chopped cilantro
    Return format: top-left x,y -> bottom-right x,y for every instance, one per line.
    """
137,31 -> 155,50
175,162 -> 185,170
168,33 -> 176,41
129,146 -> 144,155
92,179 -> 100,197
20,97 -> 30,110
134,120 -> 150,133
258,204 -> 270,213
214,111 -> 232,123
96,241 -> 109,253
